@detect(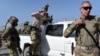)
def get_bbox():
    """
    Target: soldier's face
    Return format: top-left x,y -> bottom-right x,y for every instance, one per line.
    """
13,22 -> 18,26
80,2 -> 92,17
